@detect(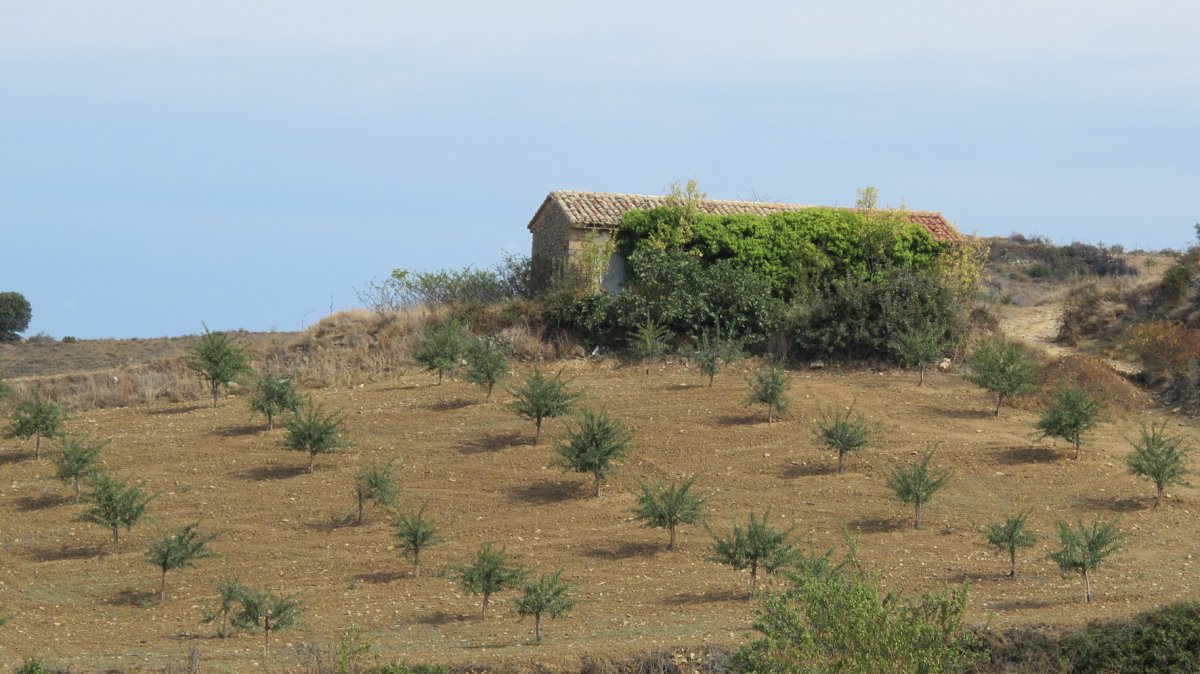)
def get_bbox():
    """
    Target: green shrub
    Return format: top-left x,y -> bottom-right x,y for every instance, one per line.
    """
412,320 -> 470,385
248,371 -> 301,430
0,291 -> 32,343
552,409 -> 634,497
1035,385 -> 1104,460
746,360 -> 790,423
5,388 -> 66,460
358,254 -> 532,313
186,327 -> 250,408
965,336 -> 1041,416
281,398 -> 348,472
1126,420 -> 1193,507
1058,601 -> 1200,673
